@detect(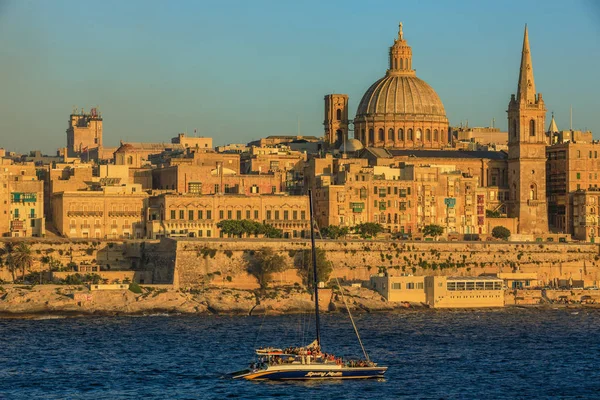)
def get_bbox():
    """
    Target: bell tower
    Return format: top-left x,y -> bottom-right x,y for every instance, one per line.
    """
507,25 -> 548,235
323,94 -> 349,147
